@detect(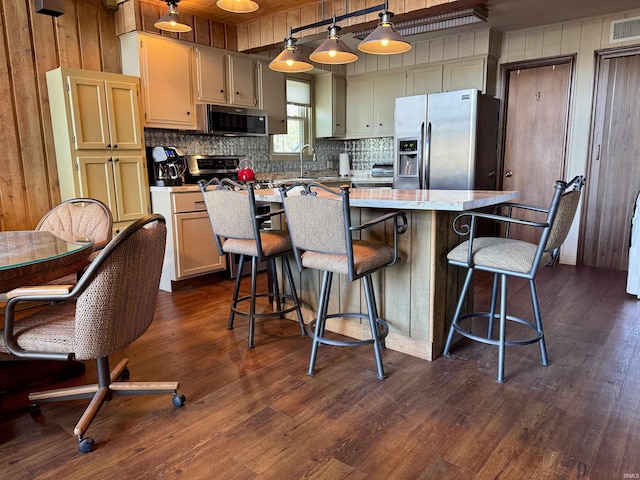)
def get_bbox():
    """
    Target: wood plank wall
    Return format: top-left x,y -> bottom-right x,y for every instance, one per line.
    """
0,0 -> 236,232
0,0 -> 121,231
